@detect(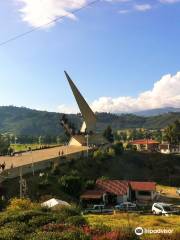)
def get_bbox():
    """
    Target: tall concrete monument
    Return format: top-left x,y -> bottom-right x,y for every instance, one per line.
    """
64,71 -> 96,133
63,71 -> 108,147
